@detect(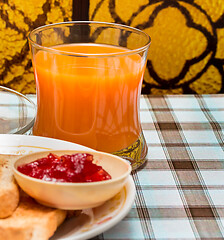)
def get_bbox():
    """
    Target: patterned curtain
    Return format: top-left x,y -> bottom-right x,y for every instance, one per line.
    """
0,0 -> 223,94
0,0 -> 73,93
